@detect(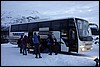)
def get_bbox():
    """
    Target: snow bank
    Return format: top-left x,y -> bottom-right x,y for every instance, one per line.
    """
1,42 -> 18,47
